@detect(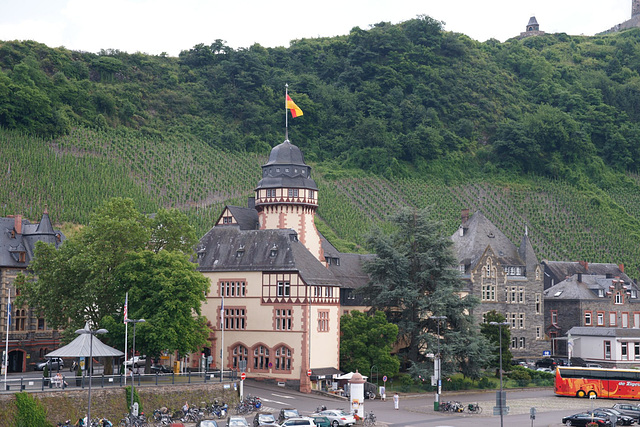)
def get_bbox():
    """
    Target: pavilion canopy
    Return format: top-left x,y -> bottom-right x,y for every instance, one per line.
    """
45,324 -> 124,358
